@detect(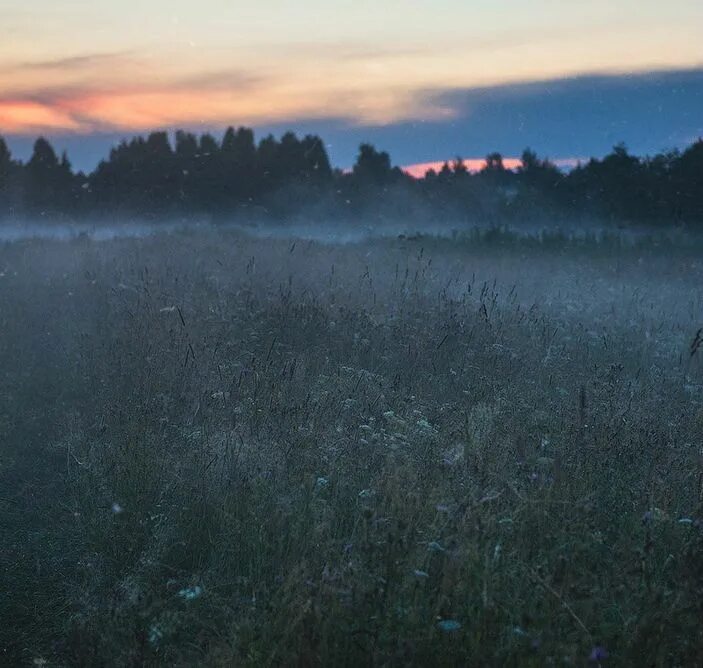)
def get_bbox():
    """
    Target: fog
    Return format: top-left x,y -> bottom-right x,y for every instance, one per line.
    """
3,221 -> 703,665
0,215 -> 692,245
